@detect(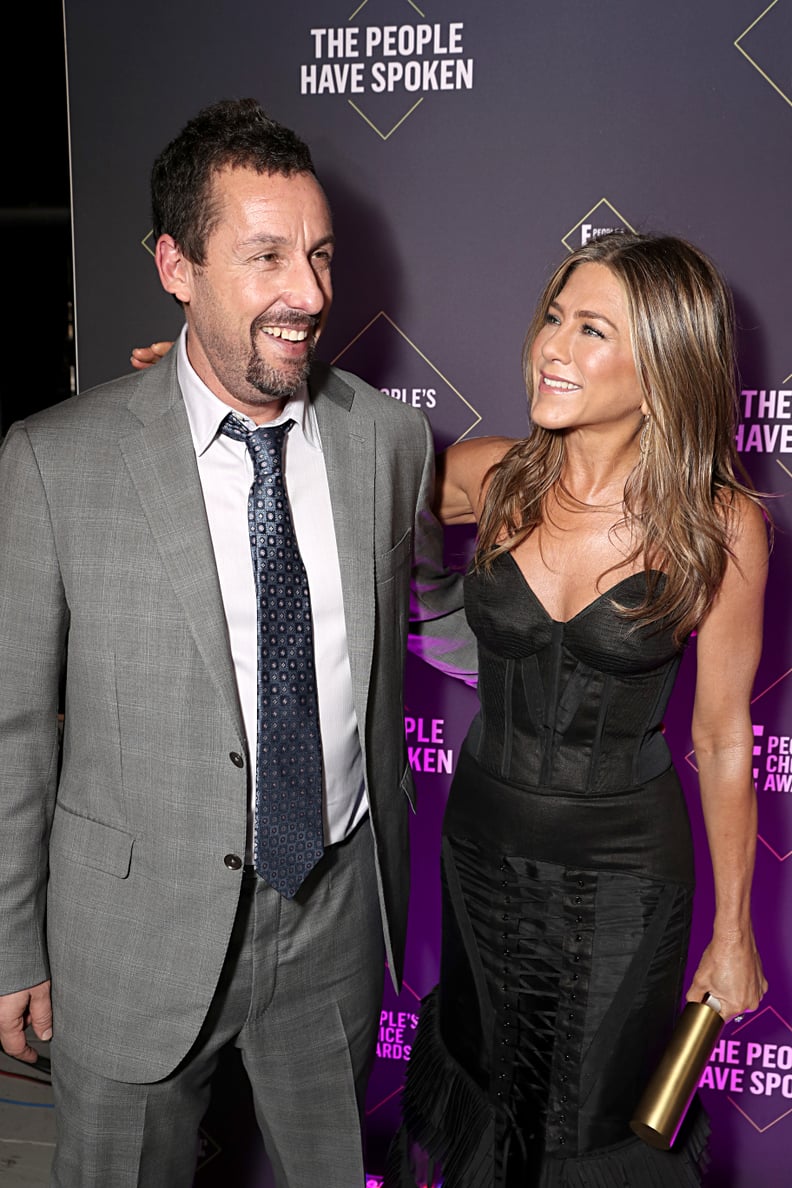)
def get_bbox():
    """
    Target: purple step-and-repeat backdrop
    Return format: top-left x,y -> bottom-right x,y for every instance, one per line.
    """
63,1 -> 791,1183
